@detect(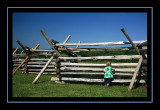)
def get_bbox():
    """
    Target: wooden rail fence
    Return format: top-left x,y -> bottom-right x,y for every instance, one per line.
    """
12,28 -> 147,90
12,54 -> 147,84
